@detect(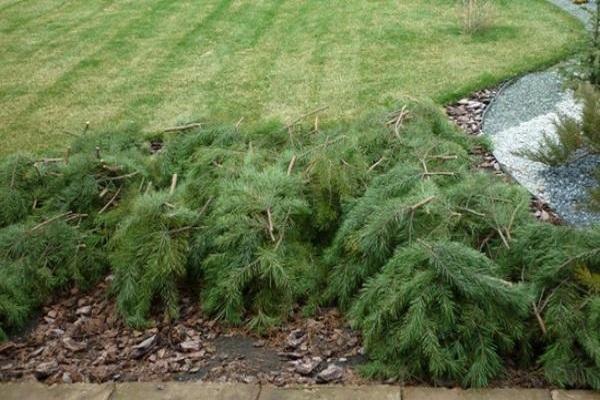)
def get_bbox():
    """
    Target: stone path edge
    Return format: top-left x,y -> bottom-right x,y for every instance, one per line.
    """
1,382 -> 598,400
